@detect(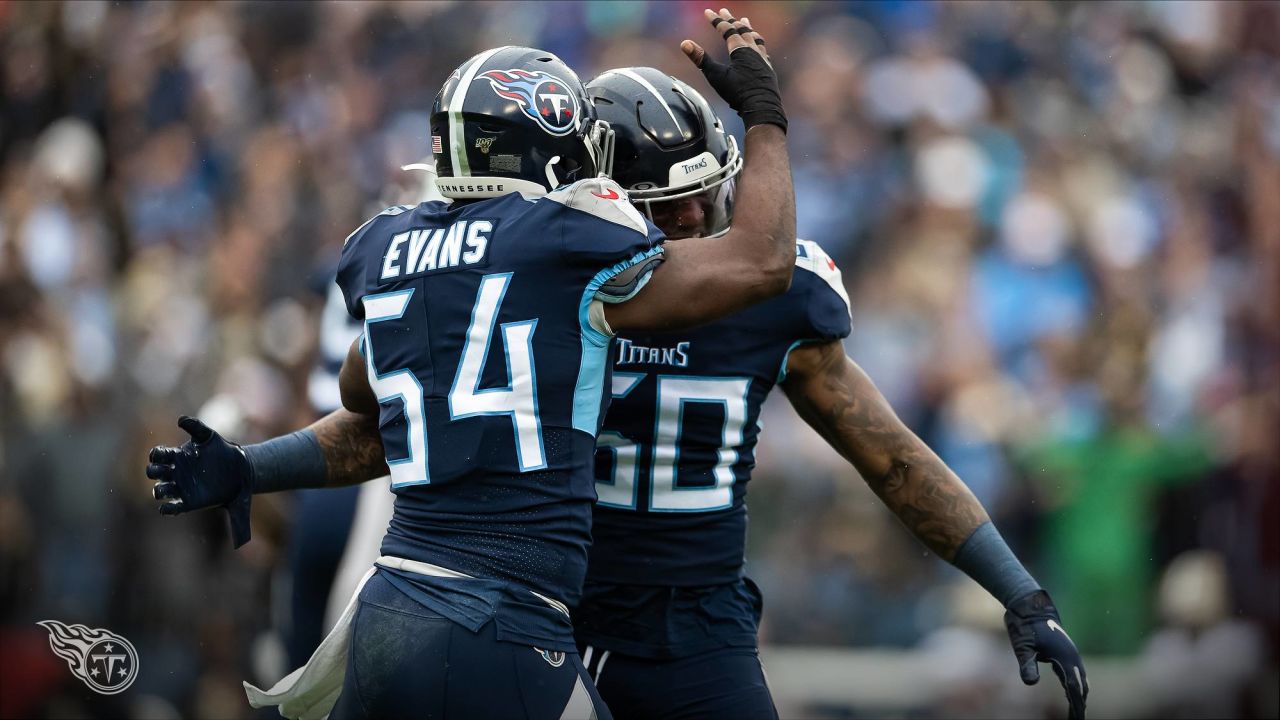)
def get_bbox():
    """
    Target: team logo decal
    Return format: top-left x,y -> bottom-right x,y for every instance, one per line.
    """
480,69 -> 579,136
533,647 -> 566,667
38,620 -> 140,695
